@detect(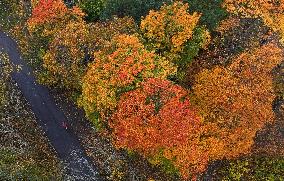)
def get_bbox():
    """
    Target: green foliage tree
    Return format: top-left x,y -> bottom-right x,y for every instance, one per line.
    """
77,0 -> 105,22
101,0 -> 172,22
177,26 -> 211,83
216,156 -> 284,180
185,0 -> 228,31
